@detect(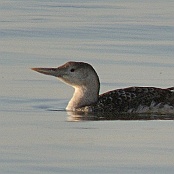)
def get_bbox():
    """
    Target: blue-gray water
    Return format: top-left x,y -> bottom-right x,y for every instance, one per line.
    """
1,0 -> 174,173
